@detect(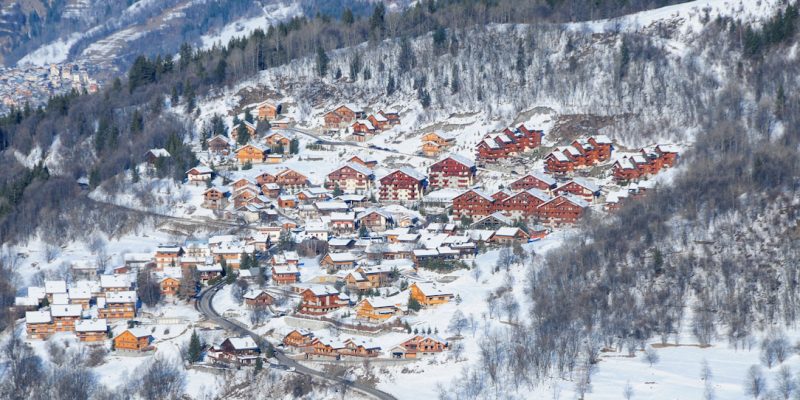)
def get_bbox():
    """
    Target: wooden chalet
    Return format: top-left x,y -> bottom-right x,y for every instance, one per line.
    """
207,135 -> 233,154
271,265 -> 300,285
114,328 -> 154,352
159,277 -> 180,296
326,163 -> 374,194
186,166 -> 213,185
537,195 -> 589,225
275,169 -> 308,191
283,329 -> 314,349
144,148 -> 170,164
244,289 -> 274,308
452,189 -> 495,219
553,178 -> 601,203
356,209 -> 393,232
323,105 -> 365,129
354,298 -> 402,321
500,188 -> 552,219
379,168 -> 427,202
208,337 -> 261,366
235,144 -> 267,164
98,291 -> 137,320
409,282 -> 454,306
488,227 -> 529,245
203,187 -> 227,210
299,286 -> 347,315
75,319 -> 108,342
25,311 -> 54,339
320,252 -> 356,270
256,100 -> 279,121
509,172 -> 556,192
427,154 -> 476,190
51,304 -> 83,332
391,335 -> 448,359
